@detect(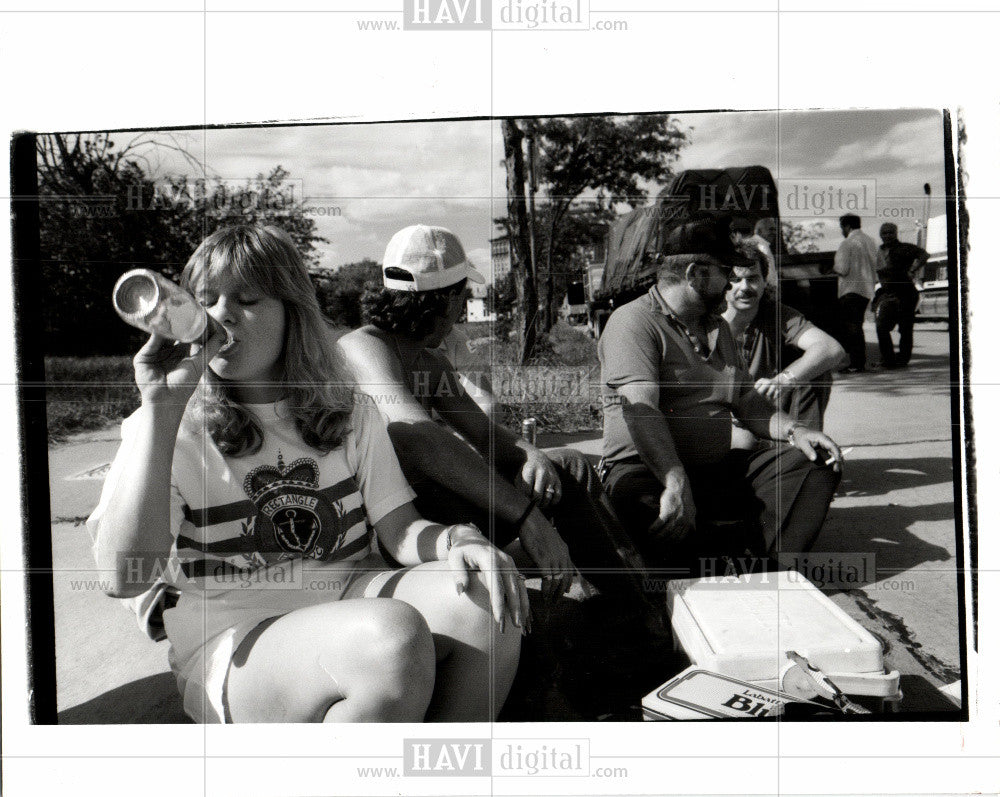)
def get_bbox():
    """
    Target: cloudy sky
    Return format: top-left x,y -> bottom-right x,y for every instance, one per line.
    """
134,108 -> 947,277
